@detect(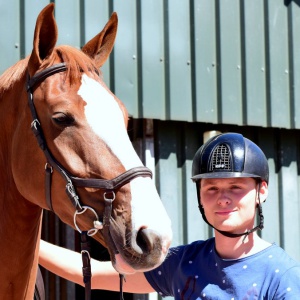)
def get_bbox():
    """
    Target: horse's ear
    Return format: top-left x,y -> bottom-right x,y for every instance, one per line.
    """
82,12 -> 118,68
28,3 -> 58,75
